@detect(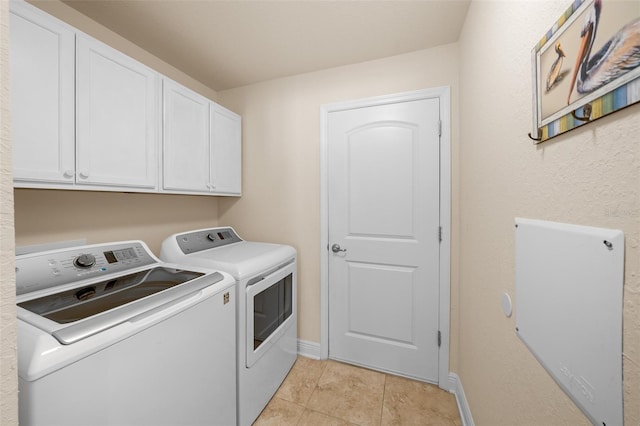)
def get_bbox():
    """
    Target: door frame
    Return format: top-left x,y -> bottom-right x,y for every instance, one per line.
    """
319,87 -> 451,390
